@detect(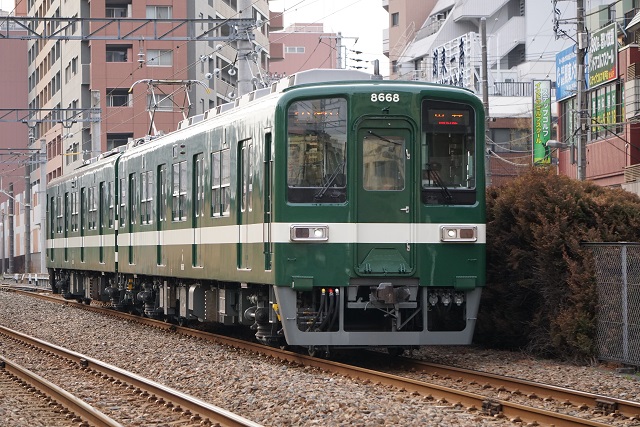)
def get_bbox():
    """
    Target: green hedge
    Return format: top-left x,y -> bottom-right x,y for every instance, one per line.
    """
476,167 -> 640,361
